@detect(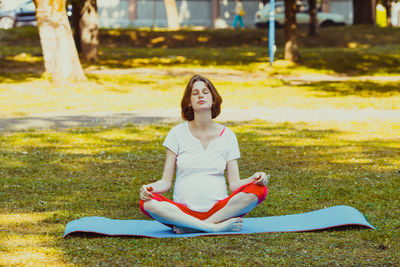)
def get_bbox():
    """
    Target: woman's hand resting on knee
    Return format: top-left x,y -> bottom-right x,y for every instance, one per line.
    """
250,172 -> 270,186
140,184 -> 154,201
